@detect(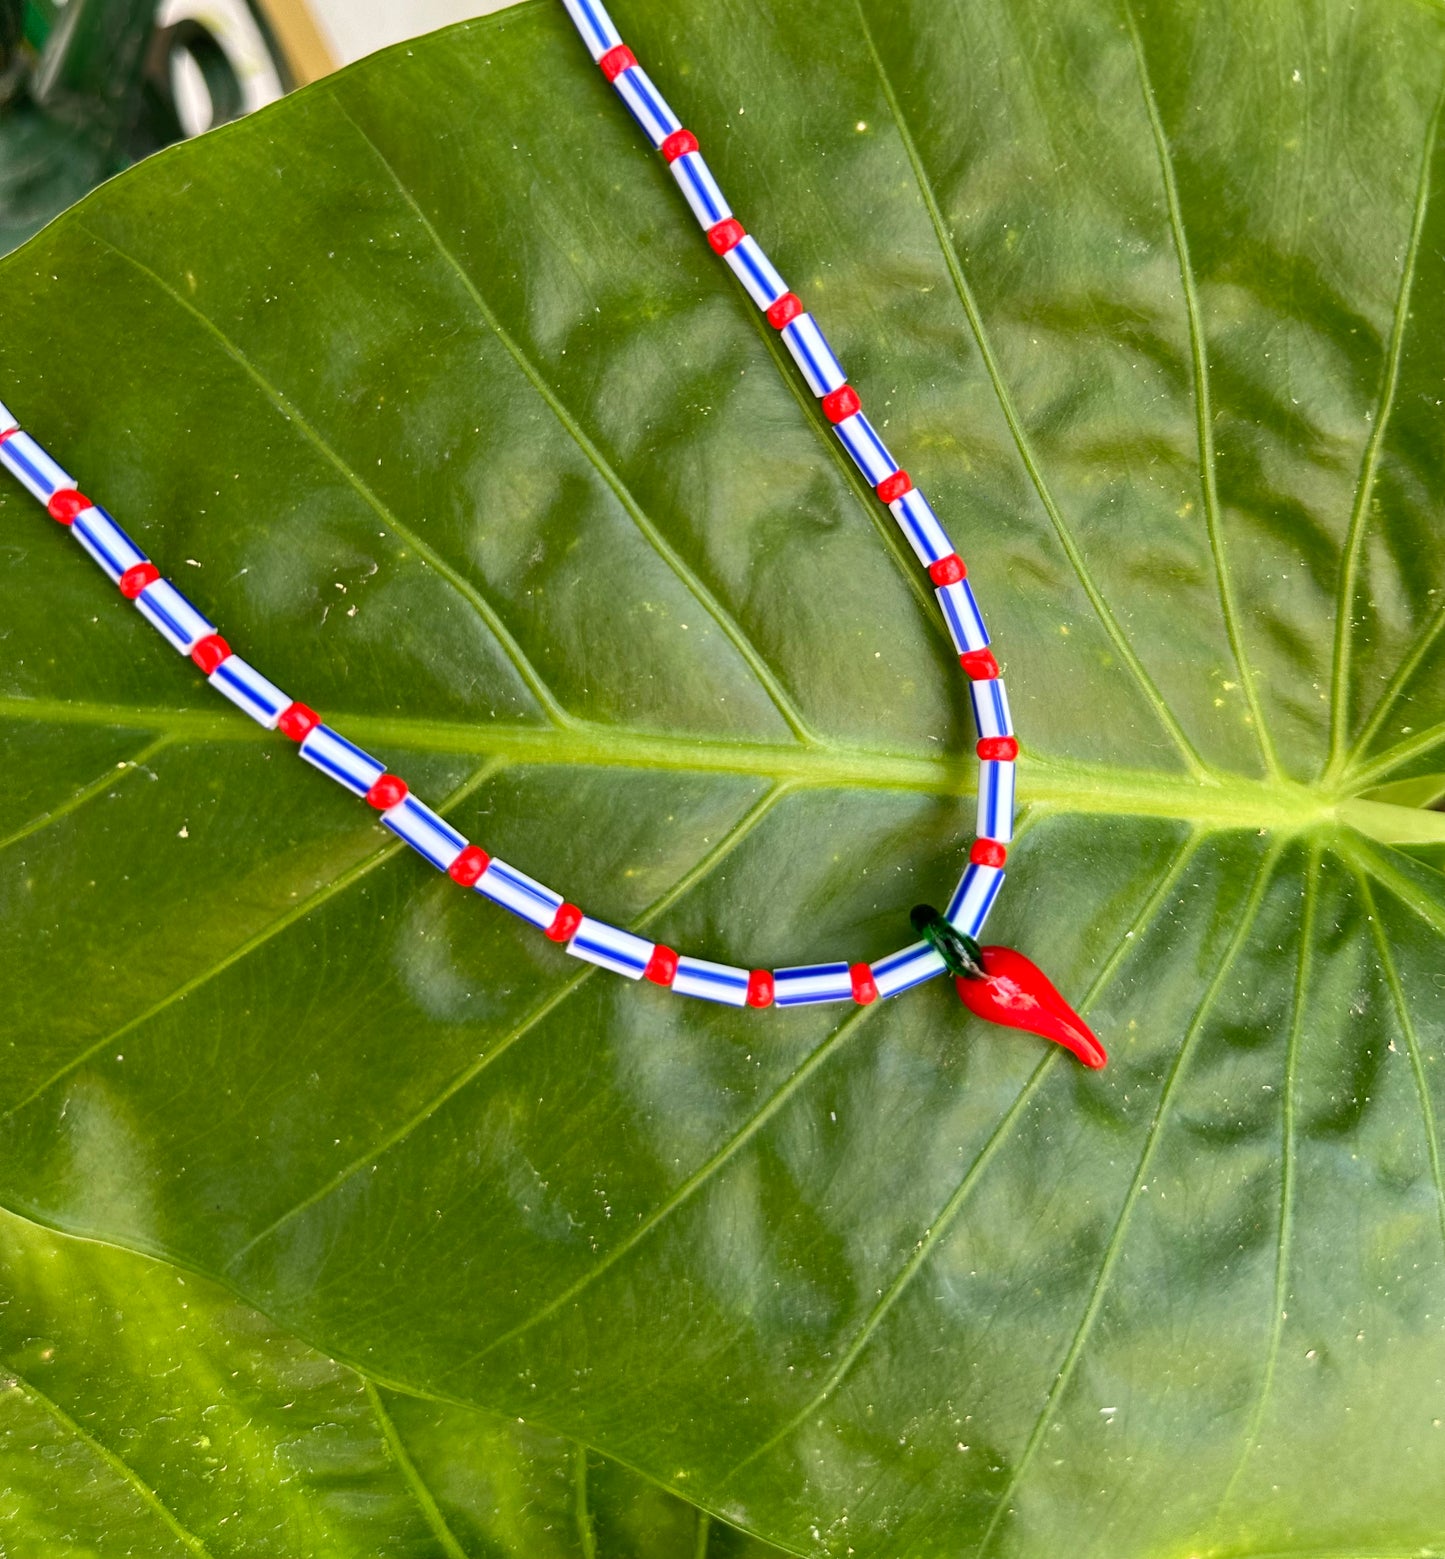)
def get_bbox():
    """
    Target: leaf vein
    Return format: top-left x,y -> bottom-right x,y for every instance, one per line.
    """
0,733 -> 171,855
225,781 -> 795,1271
719,828 -> 1203,1487
0,758 -> 504,1124
975,840 -> 1282,1556
1355,869 -> 1445,1257
1326,75 -> 1445,780
1123,0 -> 1281,781
1215,847 -> 1318,1513
2,1360 -> 219,1559
332,98 -> 821,748
853,0 -> 1210,782
363,1380 -> 471,1559
75,224 -> 573,730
